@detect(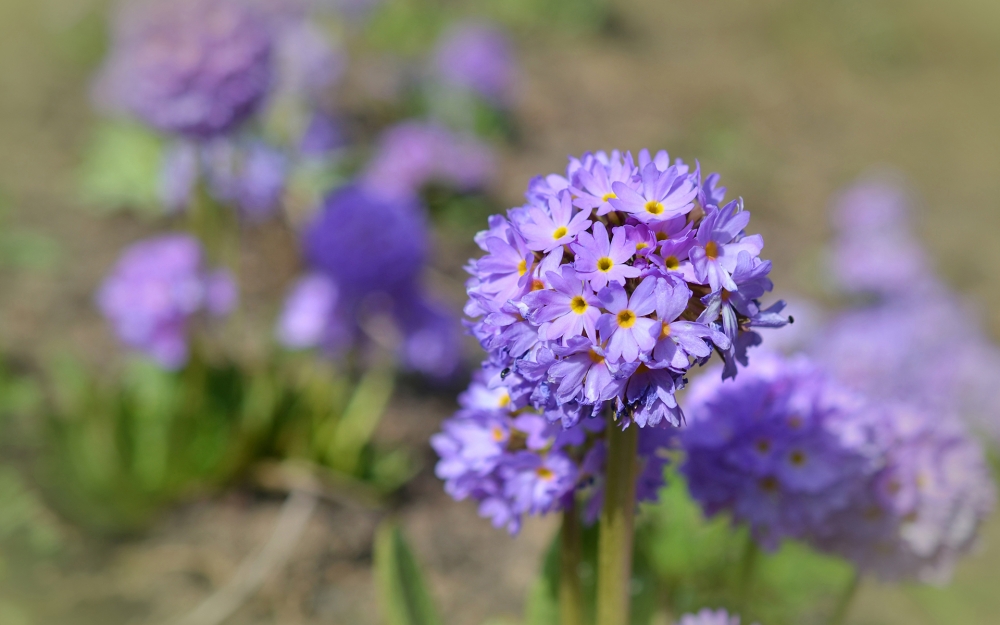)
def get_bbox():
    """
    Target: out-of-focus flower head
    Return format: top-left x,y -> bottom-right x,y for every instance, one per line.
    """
98,0 -> 275,140
161,140 -> 289,221
462,149 -> 787,432
815,403 -> 995,583
431,371 -> 675,534
277,184 -> 460,377
676,608 -> 749,625
97,234 -> 236,369
682,352 -> 880,550
432,21 -> 516,106
829,174 -> 931,298
360,121 -> 495,202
